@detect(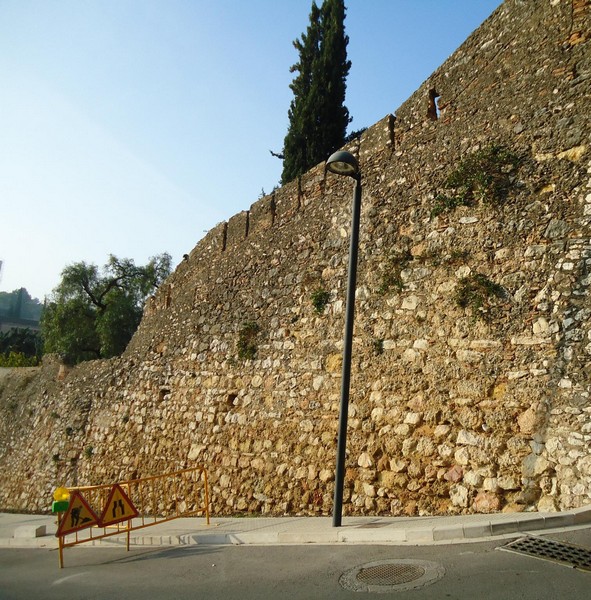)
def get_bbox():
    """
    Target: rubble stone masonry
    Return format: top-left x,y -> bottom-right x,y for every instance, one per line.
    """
1,0 -> 590,517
